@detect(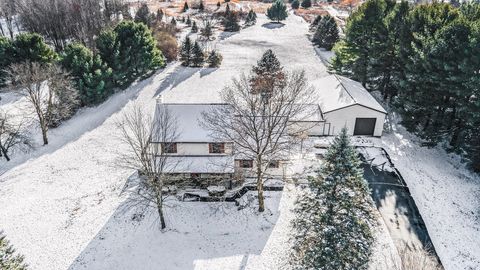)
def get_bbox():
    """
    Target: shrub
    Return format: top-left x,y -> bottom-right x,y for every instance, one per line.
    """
154,31 -> 178,62
207,50 -> 223,67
